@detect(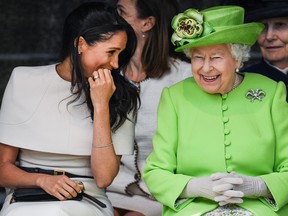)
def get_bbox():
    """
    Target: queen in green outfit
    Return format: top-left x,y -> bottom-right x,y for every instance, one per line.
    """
143,5 -> 288,216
